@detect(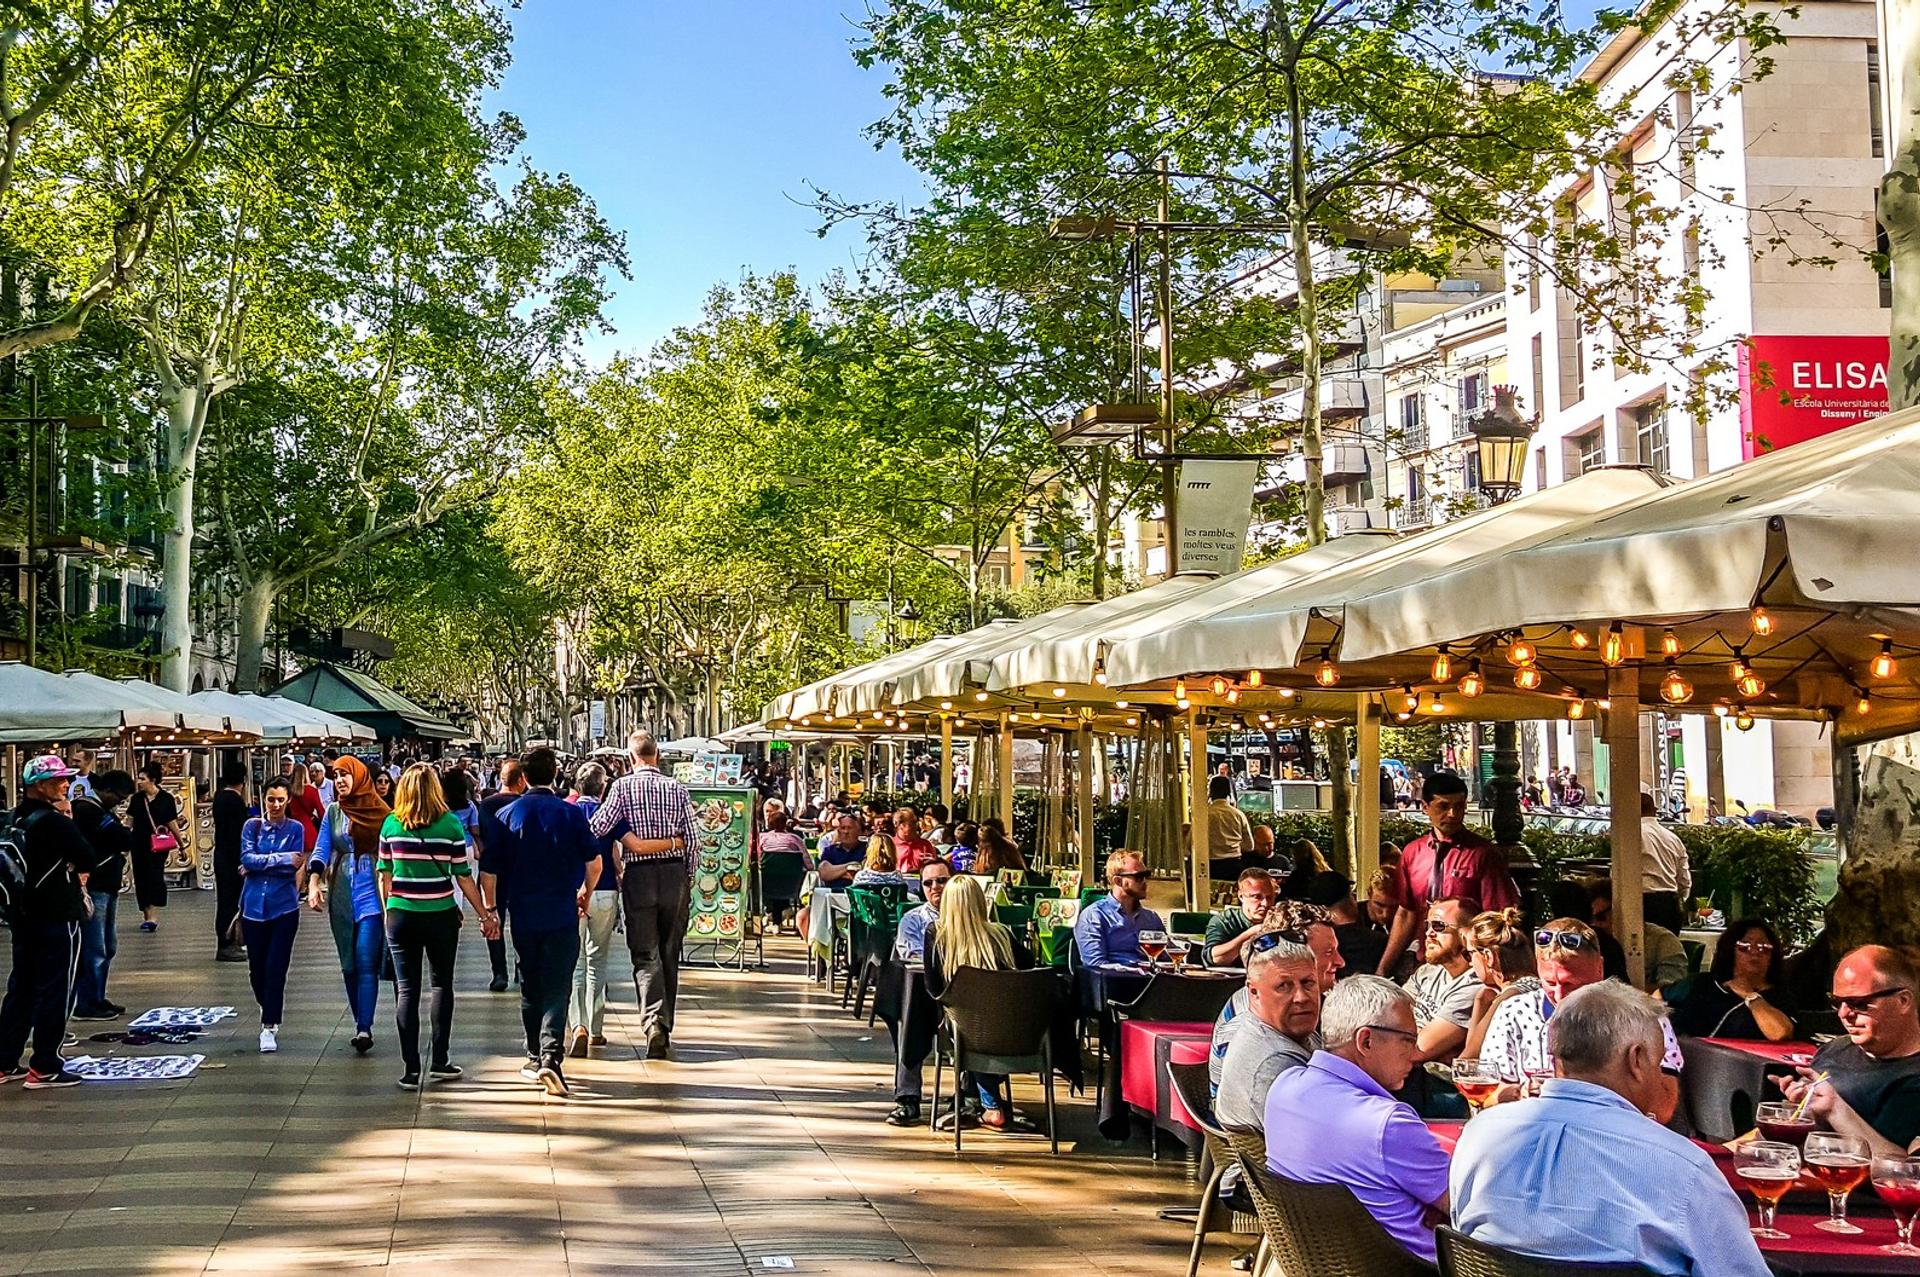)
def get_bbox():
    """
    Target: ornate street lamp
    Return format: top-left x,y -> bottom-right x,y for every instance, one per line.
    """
1467,385 -> 1538,848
